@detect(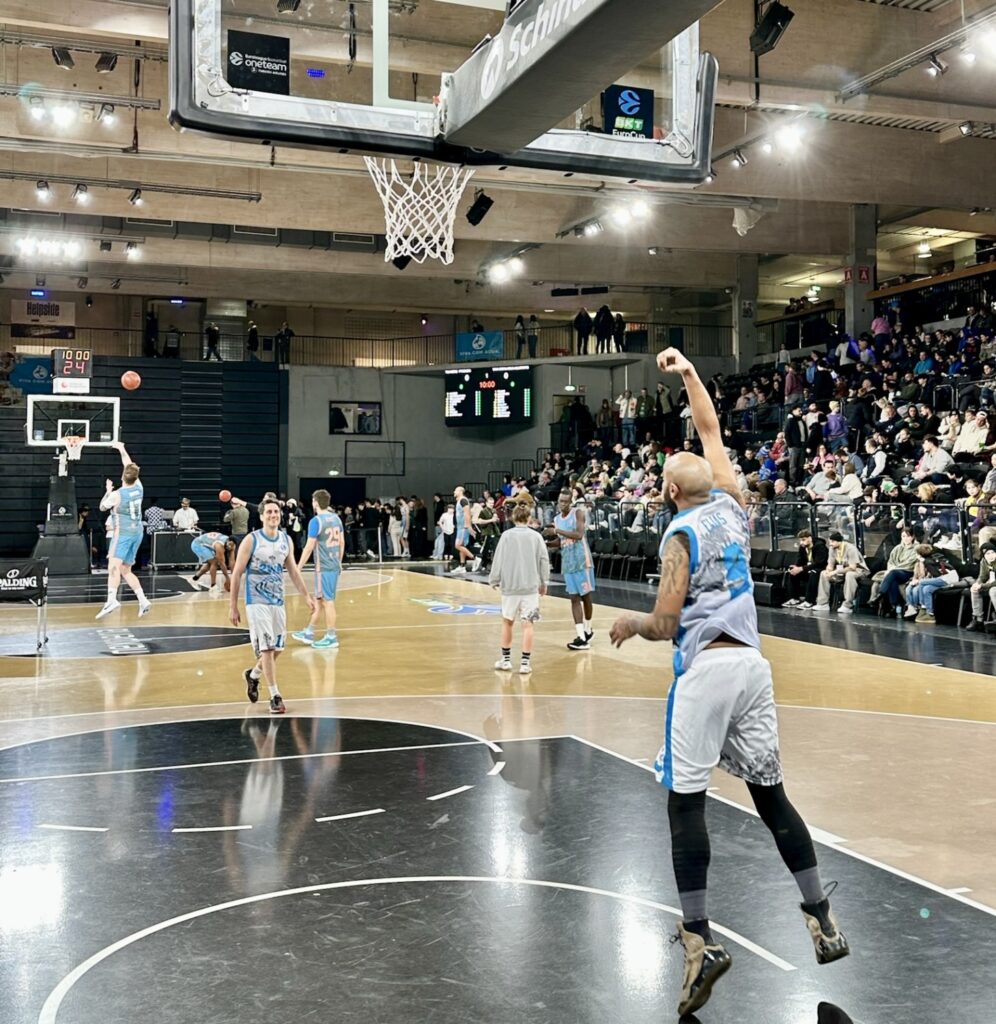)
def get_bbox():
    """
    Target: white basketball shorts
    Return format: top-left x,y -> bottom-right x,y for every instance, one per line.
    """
500,593 -> 541,622
654,646 -> 783,793
246,604 -> 287,657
